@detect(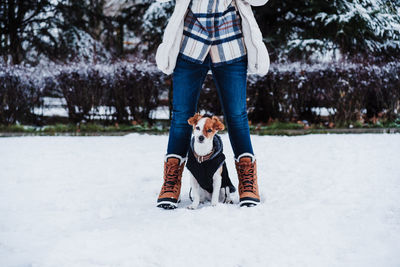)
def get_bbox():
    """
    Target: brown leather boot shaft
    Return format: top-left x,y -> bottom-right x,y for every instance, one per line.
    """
158,157 -> 185,203
235,156 -> 260,204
